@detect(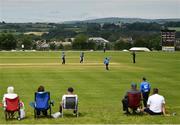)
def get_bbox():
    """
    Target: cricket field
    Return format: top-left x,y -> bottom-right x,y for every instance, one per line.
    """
0,51 -> 179,124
